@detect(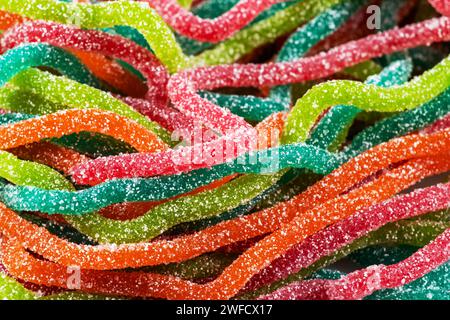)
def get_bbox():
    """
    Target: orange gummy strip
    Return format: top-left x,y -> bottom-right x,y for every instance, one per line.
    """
0,109 -> 167,153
